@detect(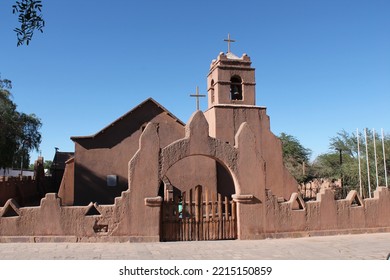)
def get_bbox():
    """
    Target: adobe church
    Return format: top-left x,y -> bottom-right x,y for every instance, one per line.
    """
60,50 -> 297,207
1,45 -> 390,242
